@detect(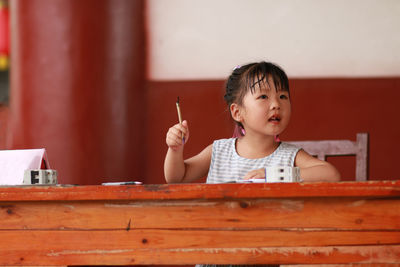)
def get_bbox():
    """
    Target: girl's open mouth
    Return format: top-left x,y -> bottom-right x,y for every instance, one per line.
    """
268,115 -> 281,122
